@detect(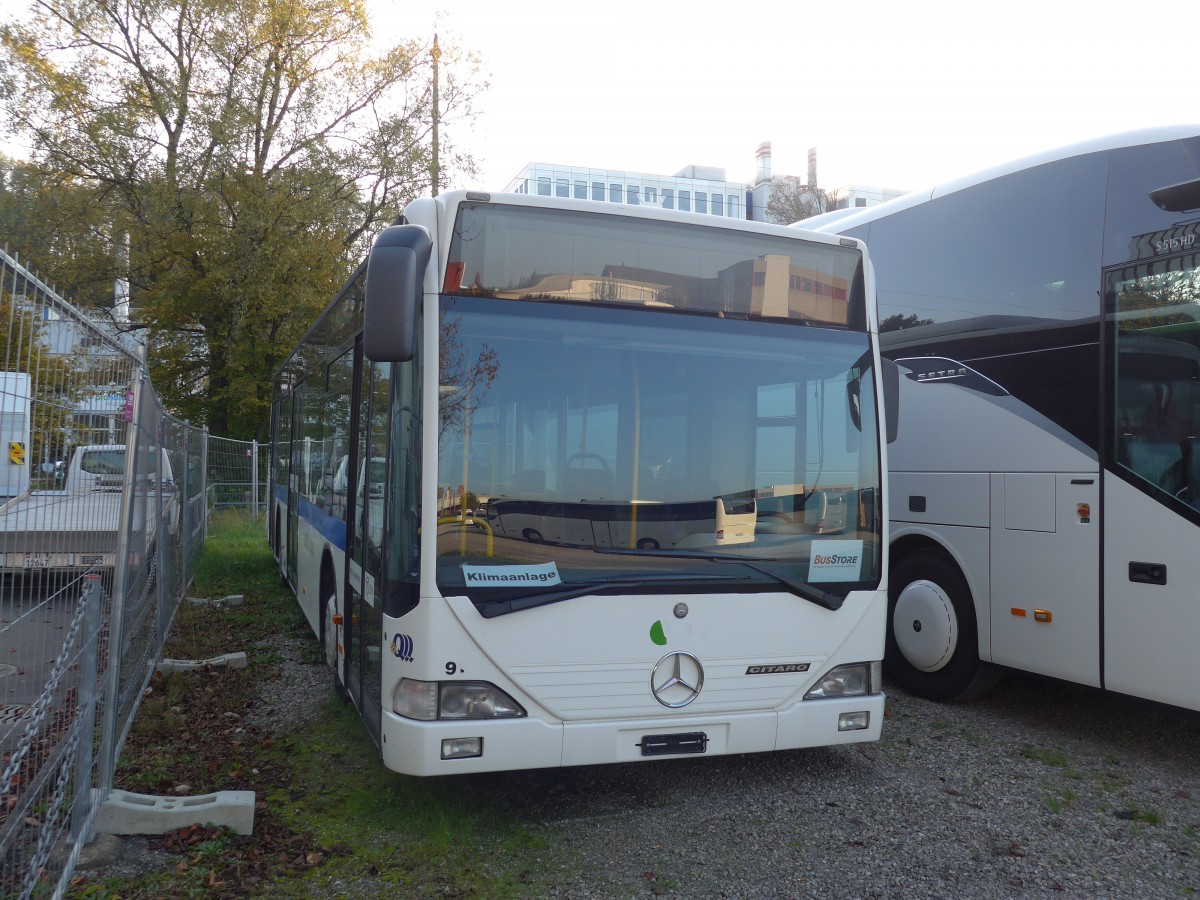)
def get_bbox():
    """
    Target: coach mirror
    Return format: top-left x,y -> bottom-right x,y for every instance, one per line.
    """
364,224 -> 433,363
1150,177 -> 1200,213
